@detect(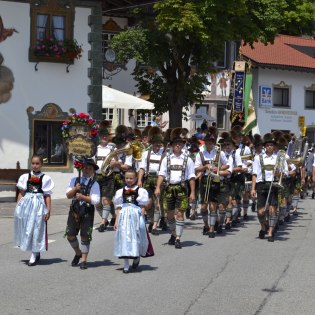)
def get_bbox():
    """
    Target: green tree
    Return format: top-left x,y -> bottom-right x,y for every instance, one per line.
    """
110,0 -> 314,128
